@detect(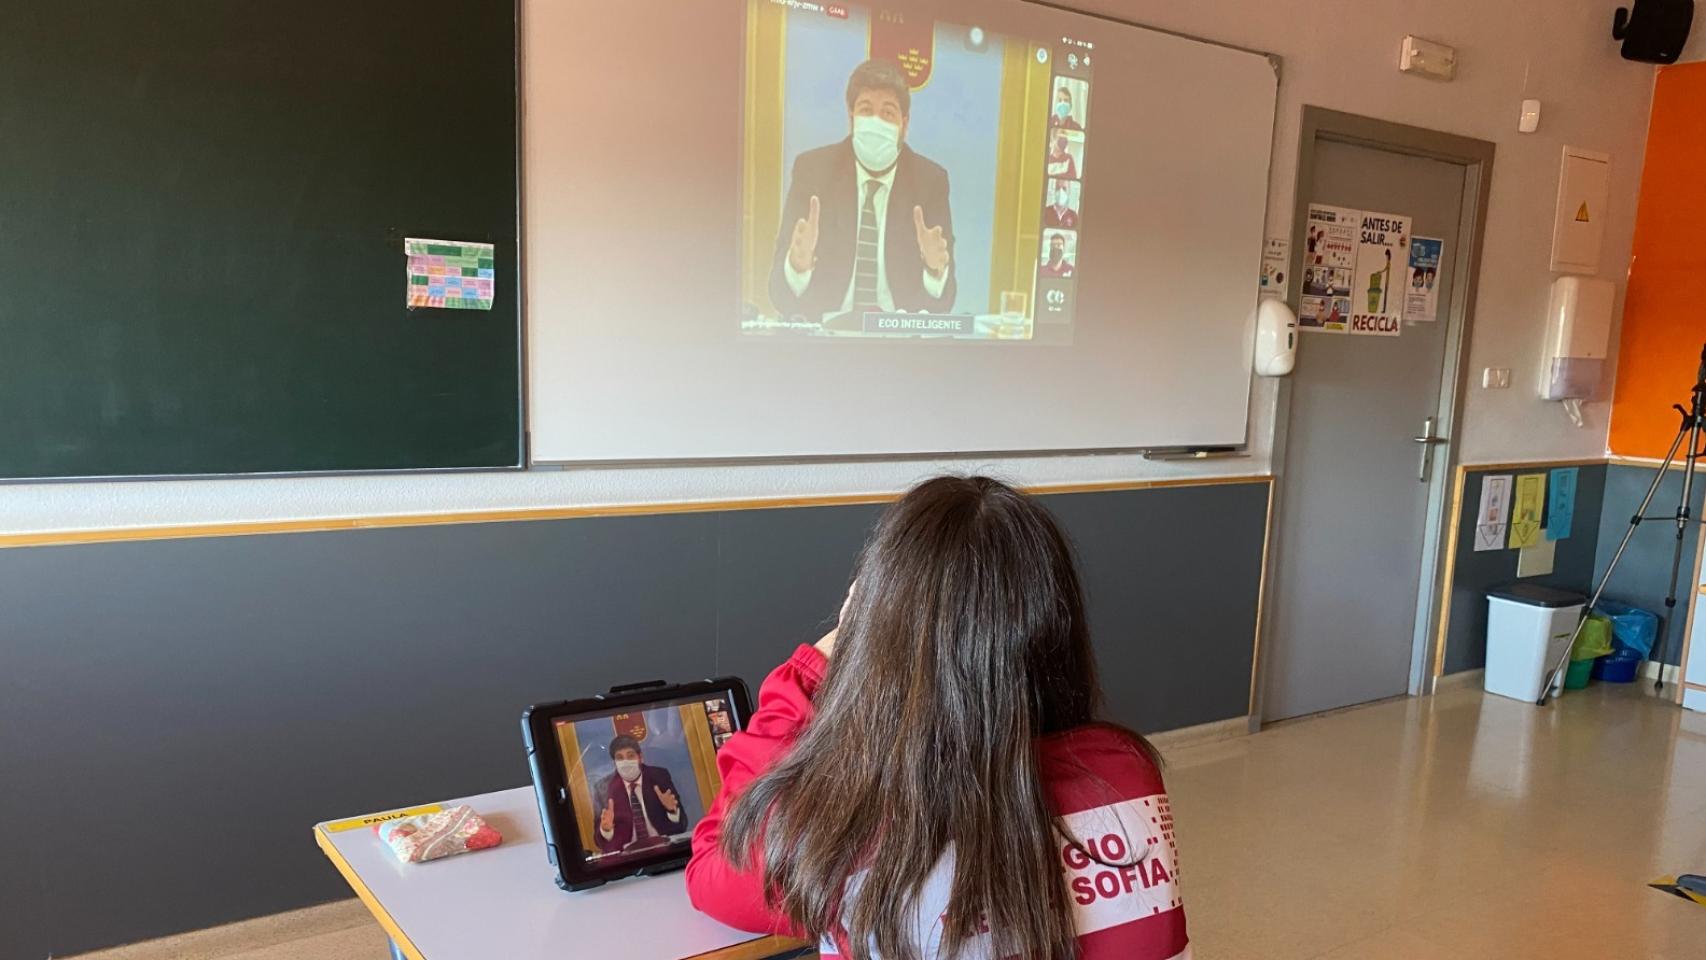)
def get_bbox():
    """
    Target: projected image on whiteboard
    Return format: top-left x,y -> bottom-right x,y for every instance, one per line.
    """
738,1 -> 1094,343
